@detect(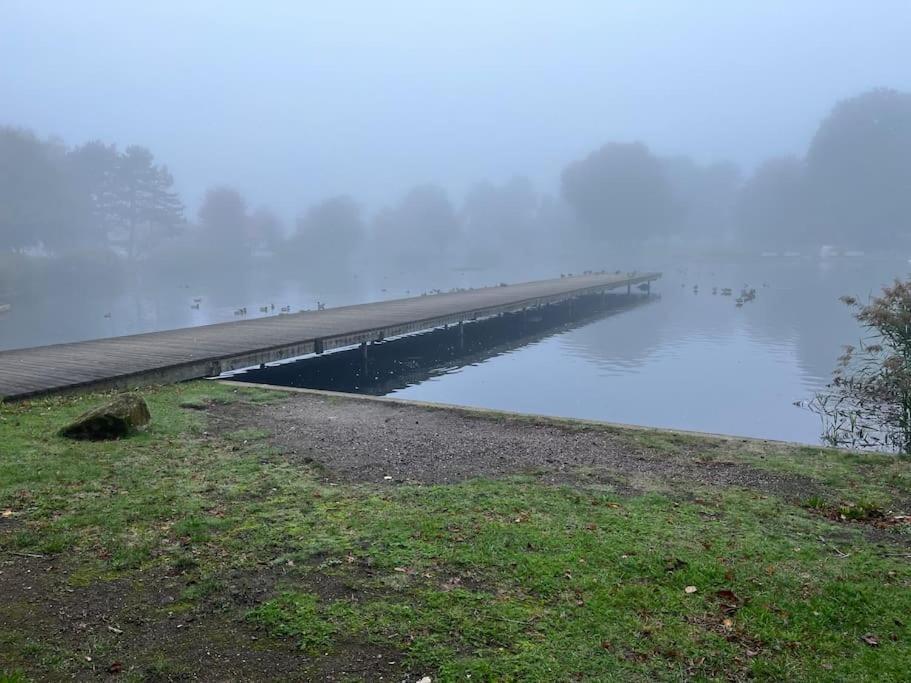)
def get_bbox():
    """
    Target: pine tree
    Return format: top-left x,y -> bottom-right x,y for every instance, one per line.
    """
111,146 -> 185,260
